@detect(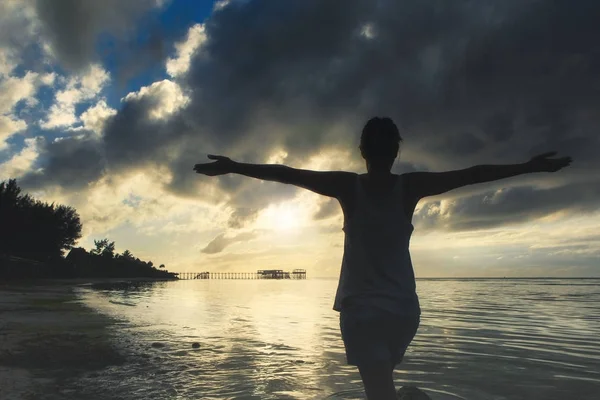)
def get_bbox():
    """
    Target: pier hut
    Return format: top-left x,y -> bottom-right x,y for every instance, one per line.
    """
257,269 -> 287,279
291,269 -> 307,279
